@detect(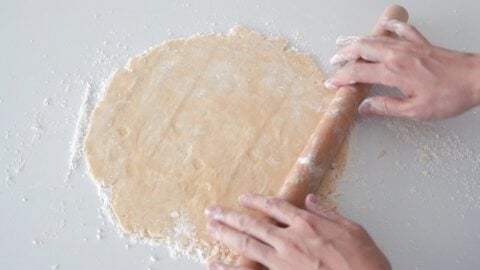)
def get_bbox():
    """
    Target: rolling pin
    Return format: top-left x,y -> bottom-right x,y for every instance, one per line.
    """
237,4 -> 409,269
